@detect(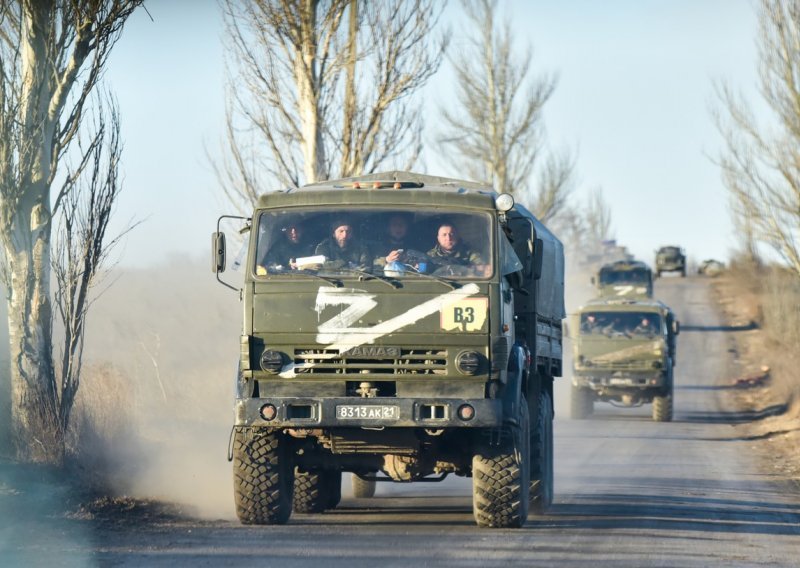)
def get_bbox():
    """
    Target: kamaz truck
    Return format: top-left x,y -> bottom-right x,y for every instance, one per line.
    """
591,259 -> 653,298
570,297 -> 679,422
212,172 -> 565,528
655,245 -> 686,277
